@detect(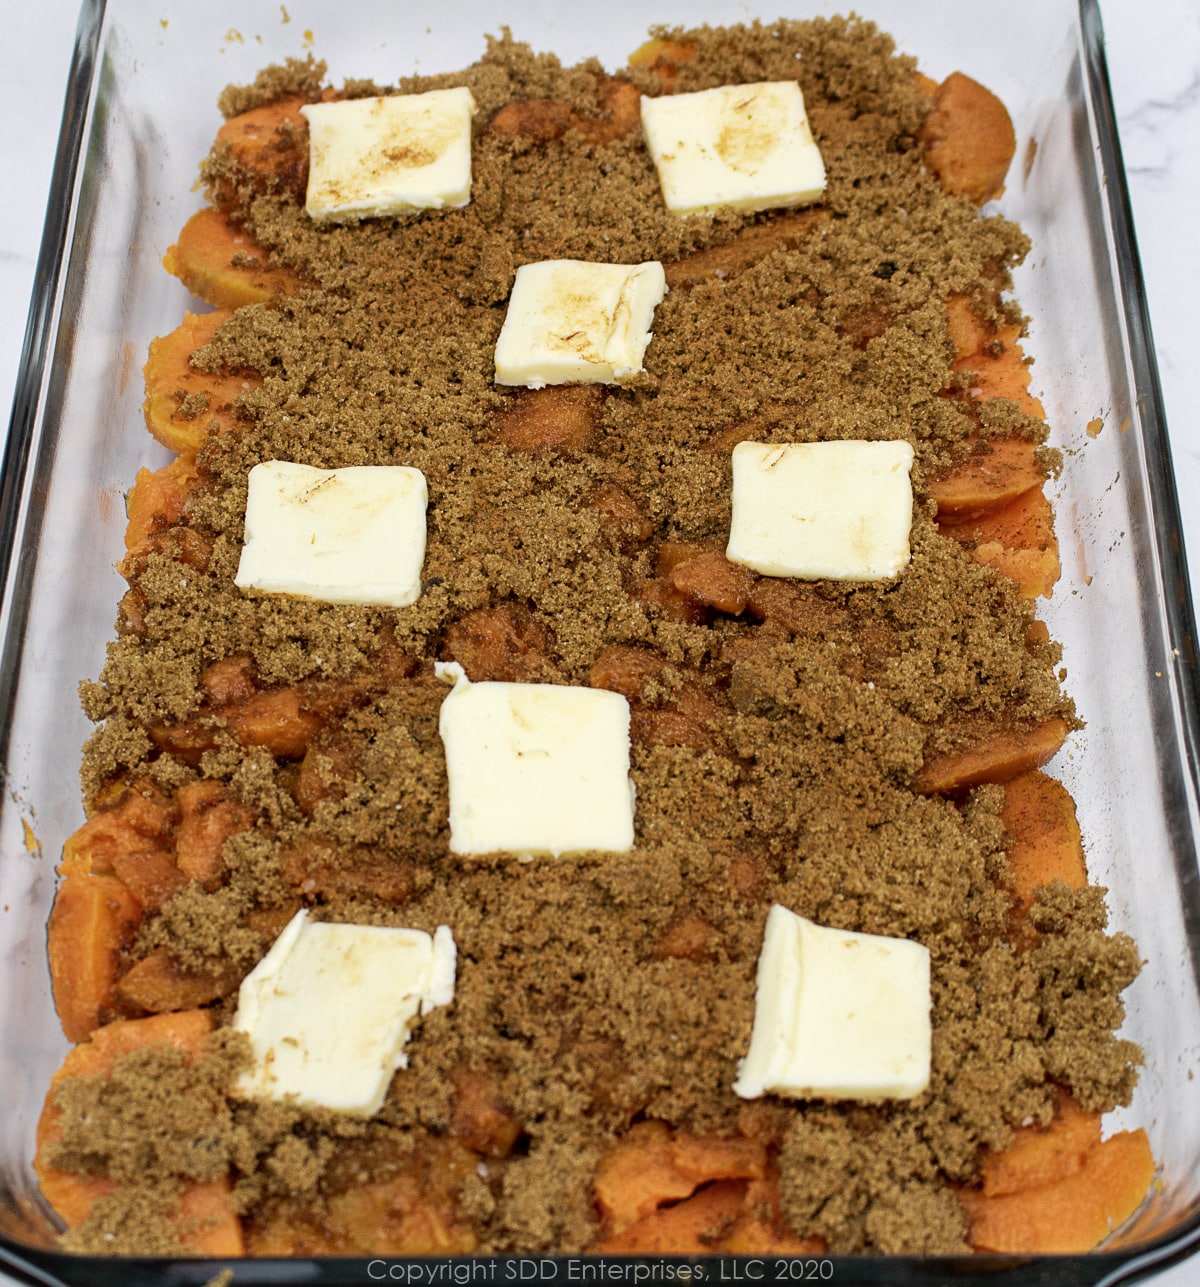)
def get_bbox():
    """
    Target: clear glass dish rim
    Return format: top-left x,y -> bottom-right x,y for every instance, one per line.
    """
2,0 -> 1199,1283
